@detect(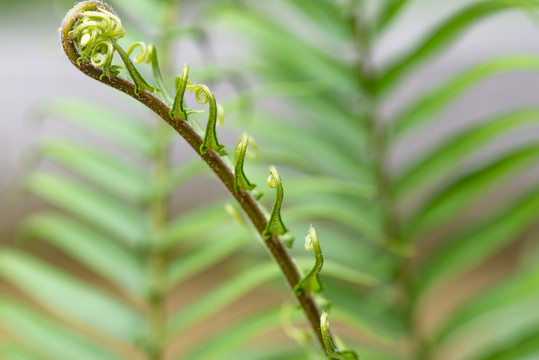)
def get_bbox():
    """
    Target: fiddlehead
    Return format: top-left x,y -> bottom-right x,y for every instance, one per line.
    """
294,226 -> 324,296
61,1 -> 157,95
67,3 -> 123,79
263,166 -> 293,247
321,312 -> 358,360
234,132 -> 256,193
